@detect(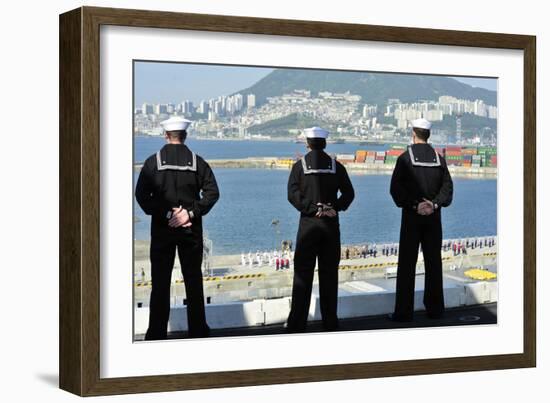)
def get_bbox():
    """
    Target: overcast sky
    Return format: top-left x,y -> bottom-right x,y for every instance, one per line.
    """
134,61 -> 497,105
